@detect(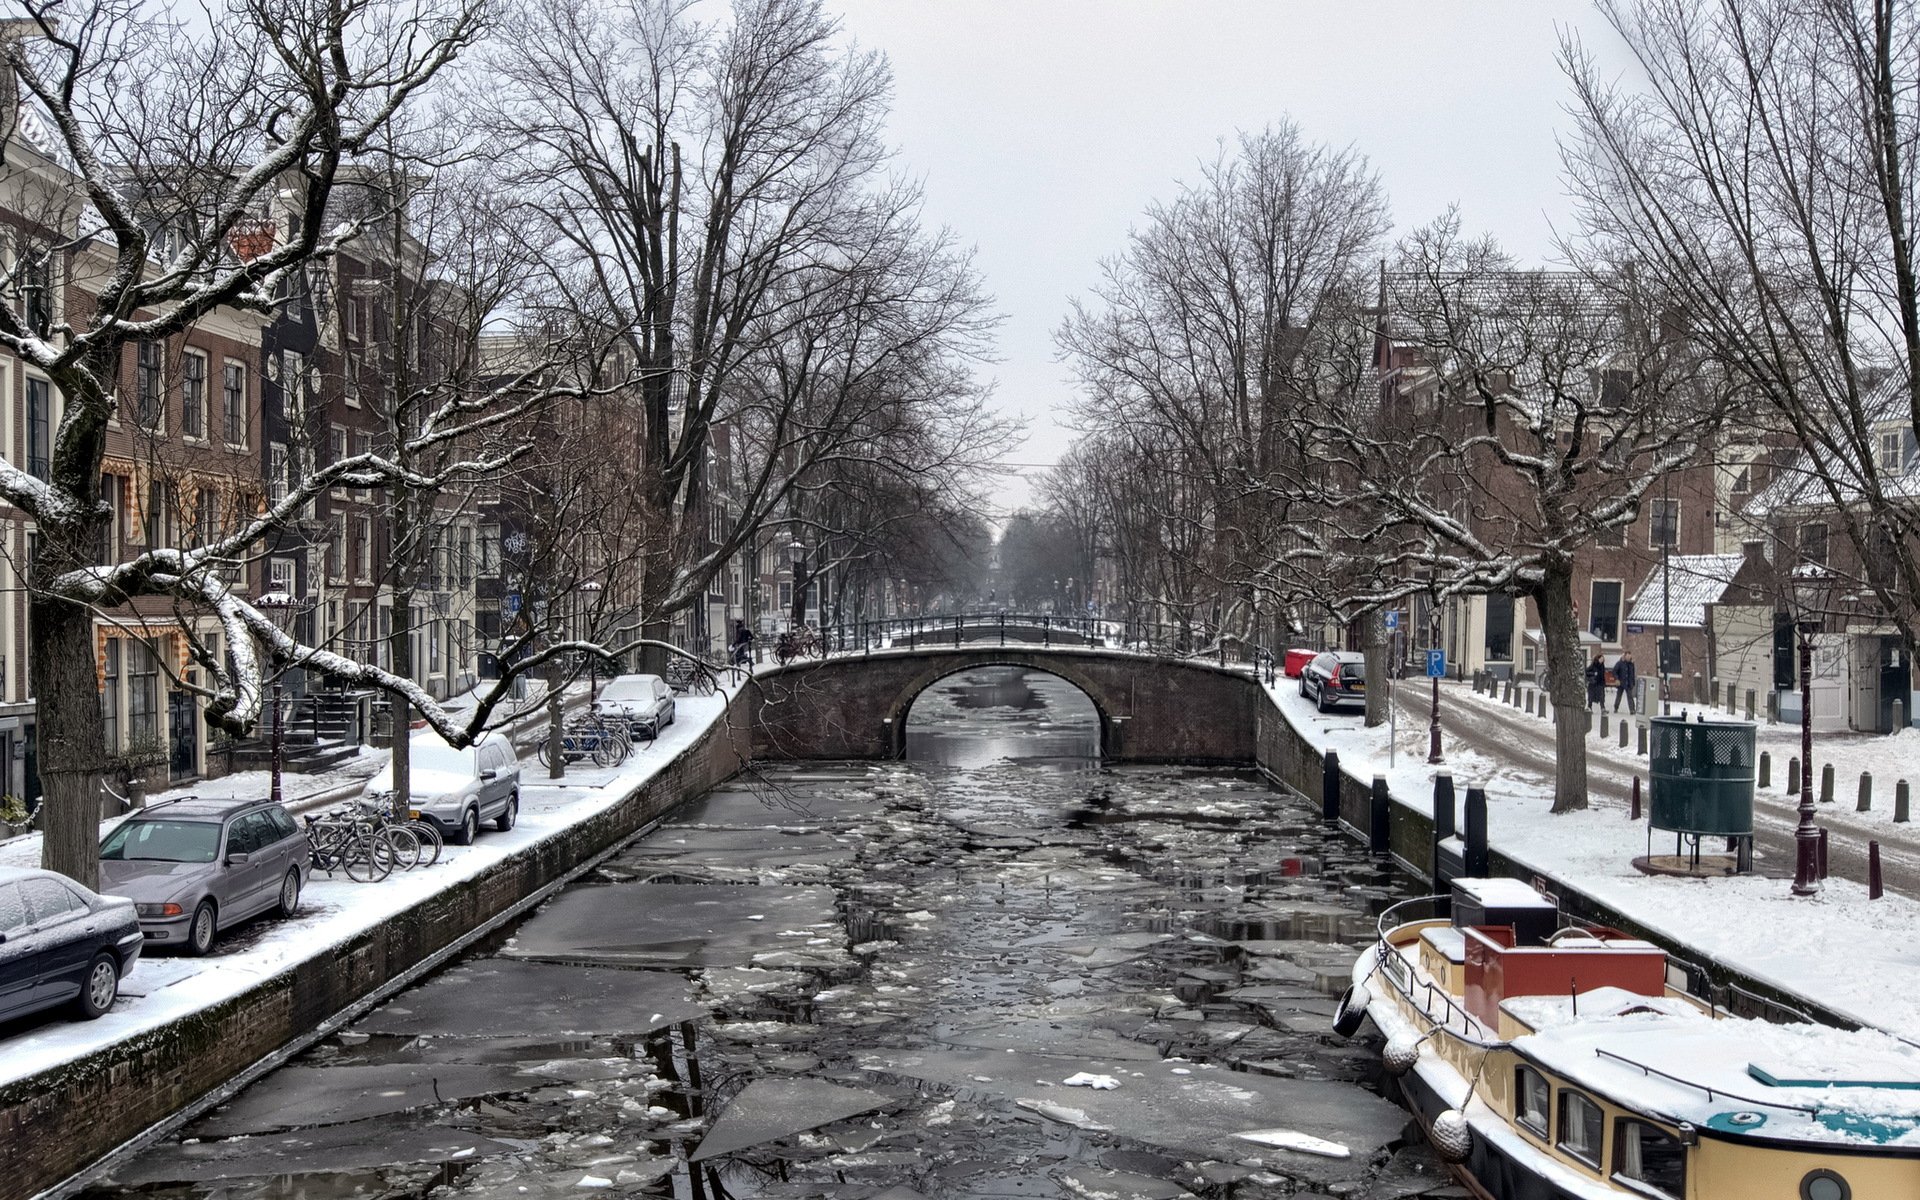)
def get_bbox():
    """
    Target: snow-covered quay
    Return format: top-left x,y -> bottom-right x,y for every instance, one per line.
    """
0,690 -> 746,1199
1267,677 -> 1920,1041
